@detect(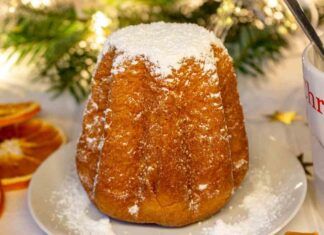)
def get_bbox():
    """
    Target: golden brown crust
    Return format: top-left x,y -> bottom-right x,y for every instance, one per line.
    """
213,46 -> 249,187
76,51 -> 115,196
76,46 -> 248,227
